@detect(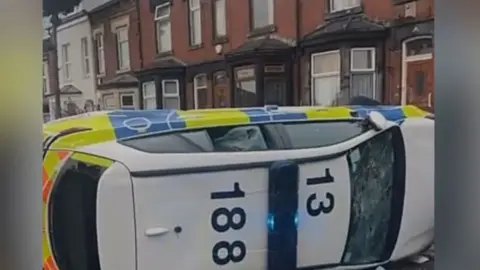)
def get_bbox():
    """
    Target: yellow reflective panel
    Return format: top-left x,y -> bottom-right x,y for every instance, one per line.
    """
304,106 -> 352,119
401,105 -> 429,118
44,113 -> 116,149
177,108 -> 251,128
